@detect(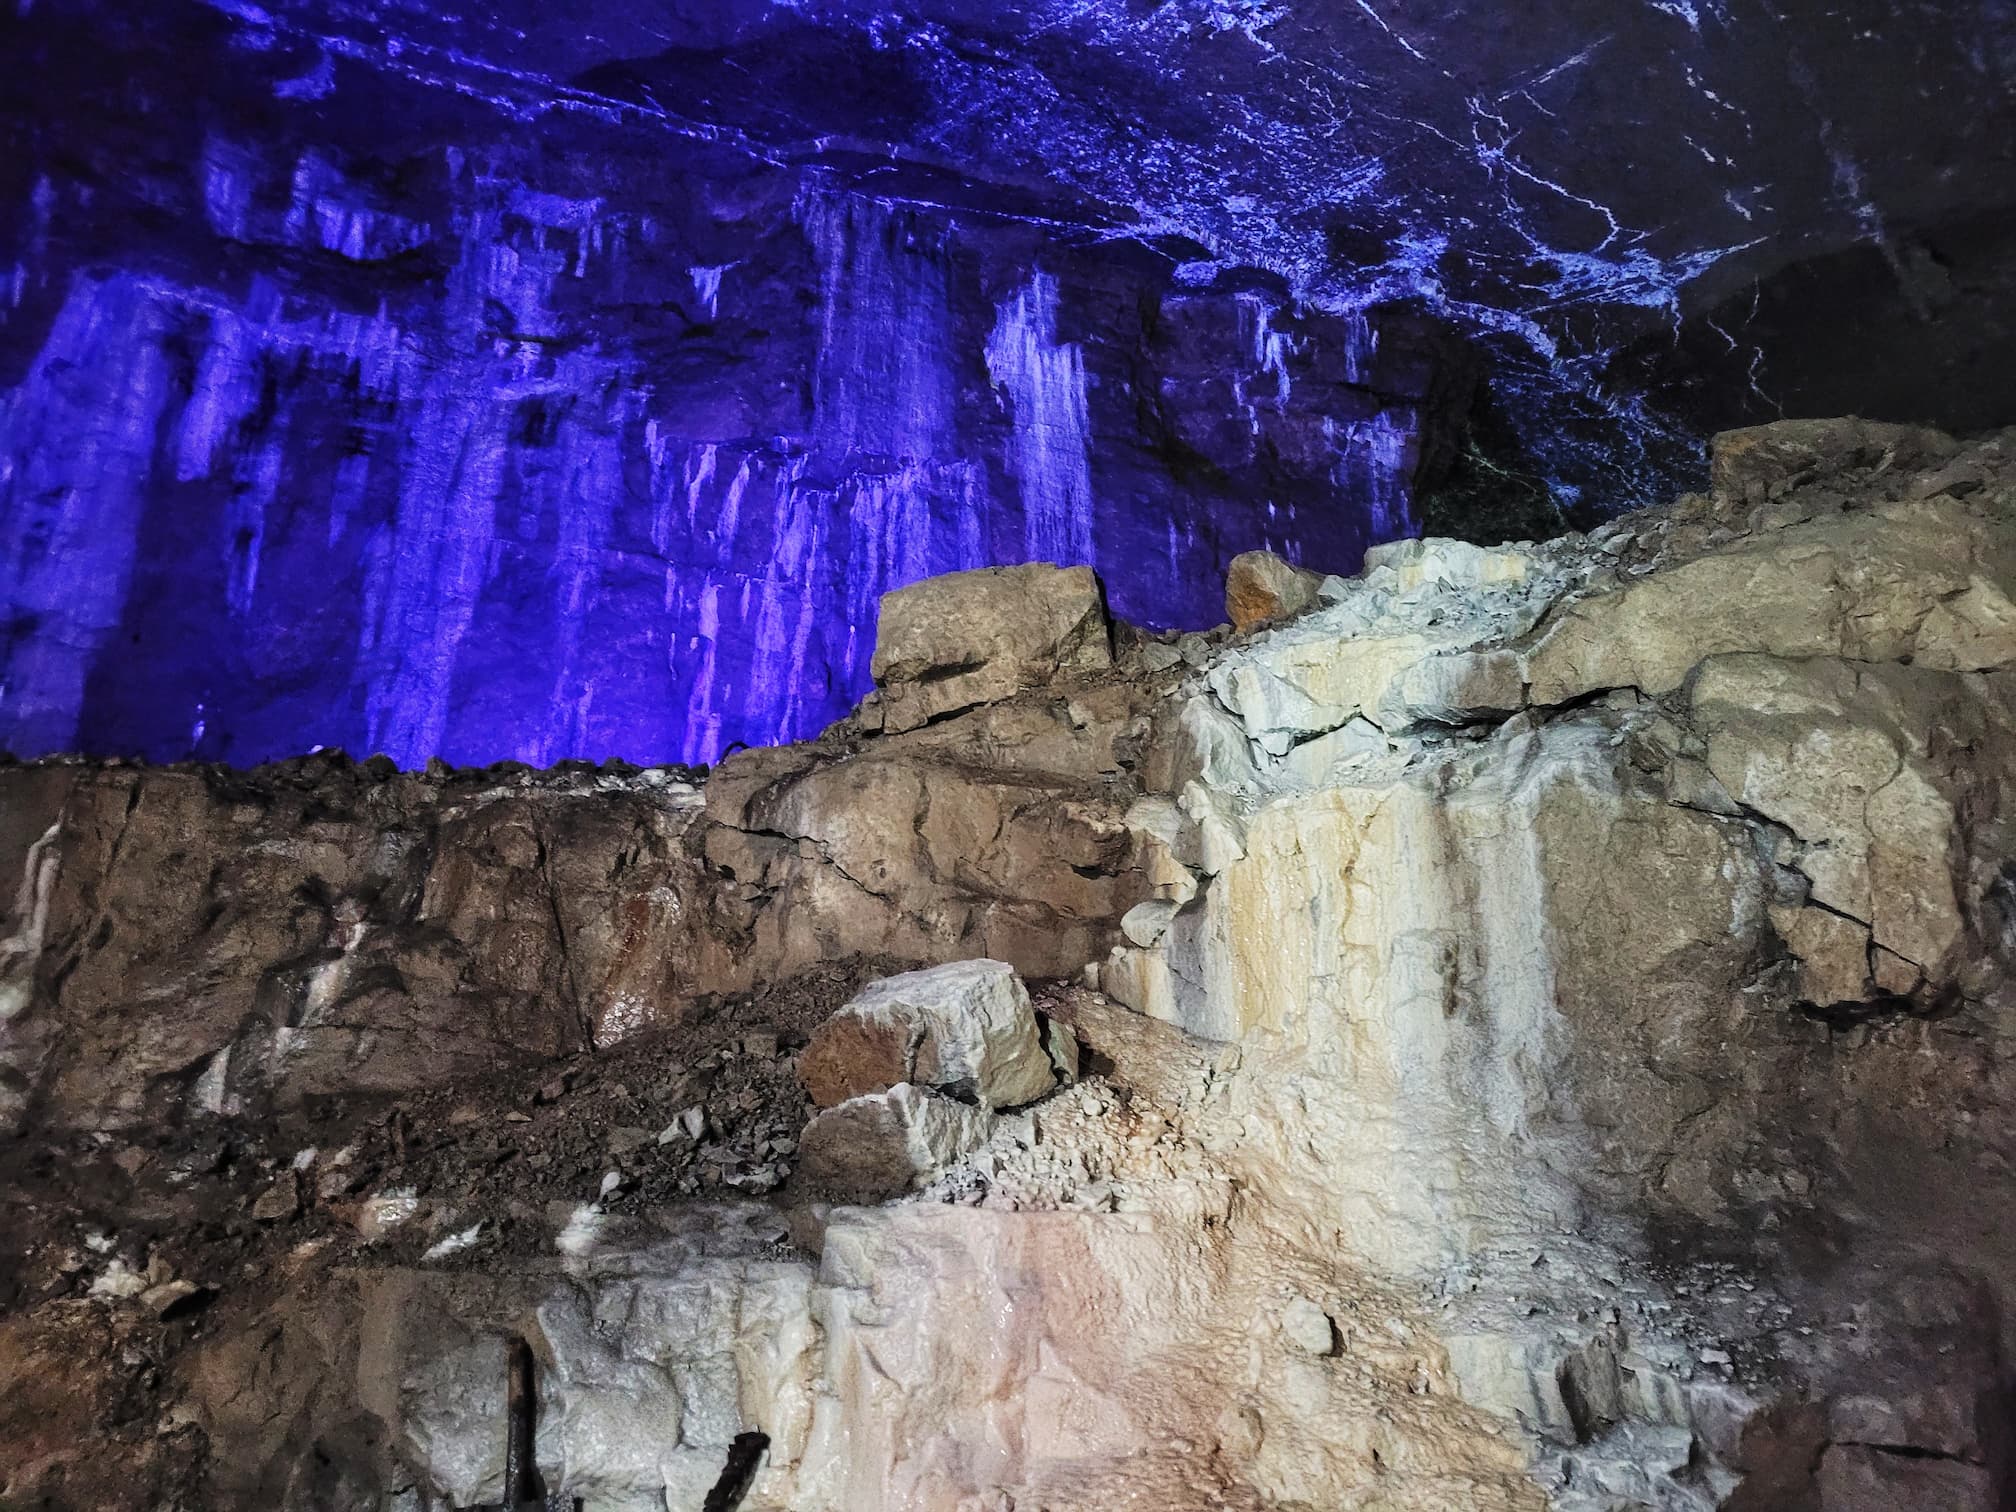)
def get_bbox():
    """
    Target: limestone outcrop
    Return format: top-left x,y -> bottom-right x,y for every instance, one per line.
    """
5,419 -> 2016,1512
